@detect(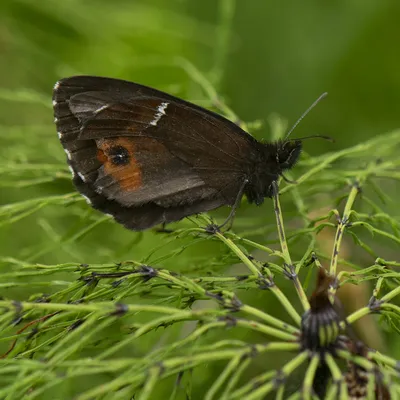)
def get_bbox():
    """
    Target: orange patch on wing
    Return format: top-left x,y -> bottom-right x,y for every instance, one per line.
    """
96,137 -> 142,191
